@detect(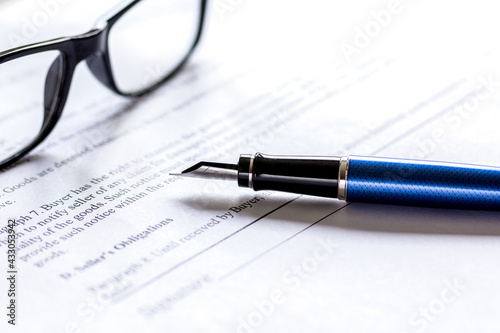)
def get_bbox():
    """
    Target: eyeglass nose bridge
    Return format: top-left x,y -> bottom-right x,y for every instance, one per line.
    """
61,28 -> 117,94
56,27 -> 117,105
39,29 -> 112,135
68,28 -> 108,62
